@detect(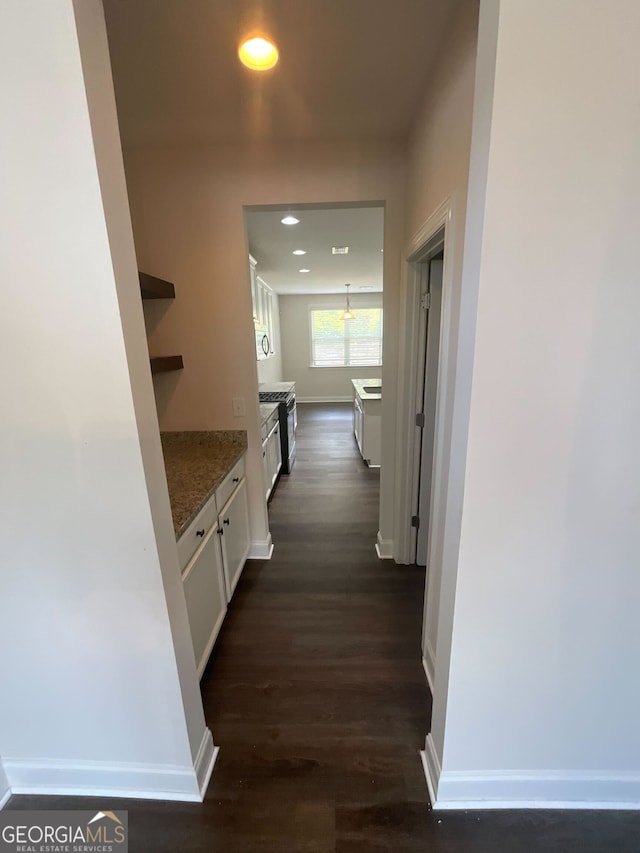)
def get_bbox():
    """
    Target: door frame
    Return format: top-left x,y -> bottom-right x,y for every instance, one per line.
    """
394,196 -> 457,577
